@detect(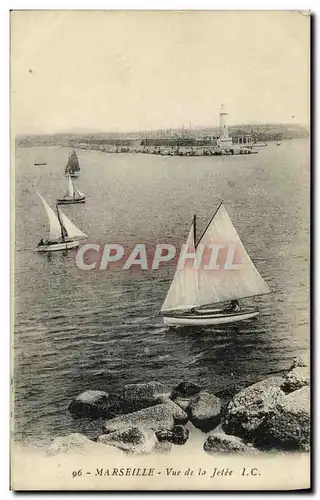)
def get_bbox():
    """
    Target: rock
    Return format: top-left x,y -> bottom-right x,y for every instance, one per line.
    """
221,377 -> 285,440
281,366 -> 310,393
68,390 -> 109,419
189,391 -> 222,431
102,394 -> 125,418
97,427 -> 157,455
204,432 -> 256,454
170,382 -> 204,413
215,383 -> 249,403
173,397 -> 192,412
171,381 -> 202,399
255,375 -> 285,388
47,433 -> 119,456
156,425 -> 189,445
72,417 -> 105,441
171,425 -> 189,445
102,401 -> 187,434
260,386 -> 310,451
154,397 -> 188,424
68,390 -> 123,419
122,382 -> 170,413
290,352 -> 309,370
